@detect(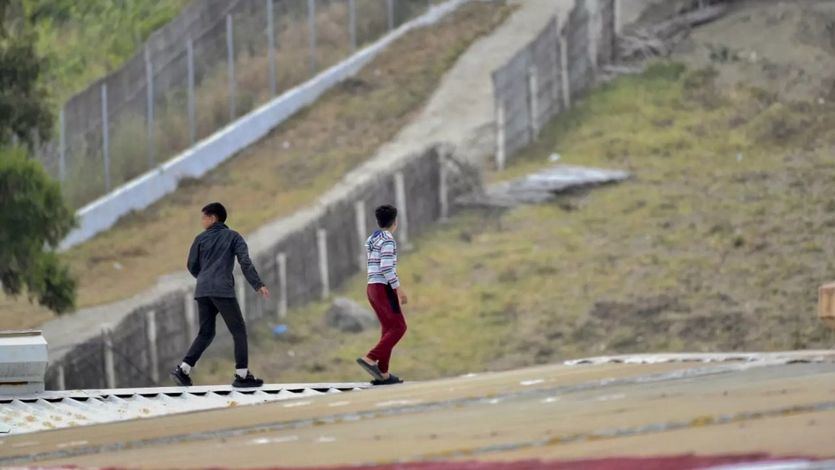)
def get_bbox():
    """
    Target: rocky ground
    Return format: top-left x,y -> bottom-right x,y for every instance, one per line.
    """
672,0 -> 835,102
